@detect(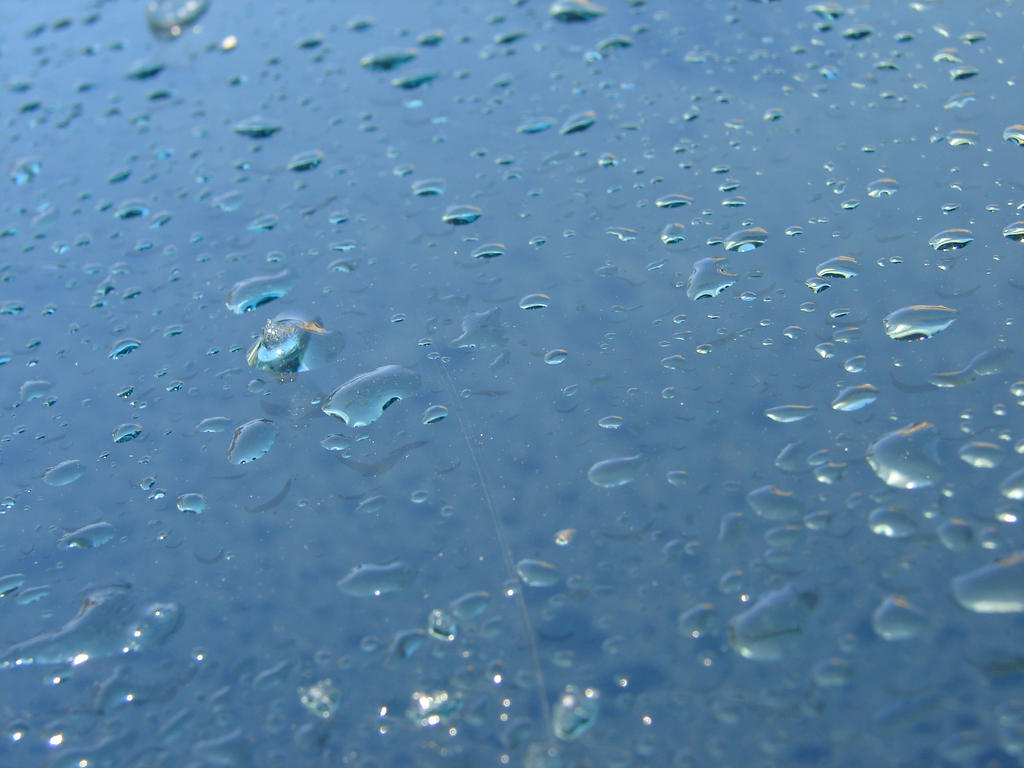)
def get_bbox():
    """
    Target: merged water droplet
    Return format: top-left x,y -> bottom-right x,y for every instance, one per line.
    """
321,365 -> 420,427
0,585 -> 181,668
686,257 -> 735,300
